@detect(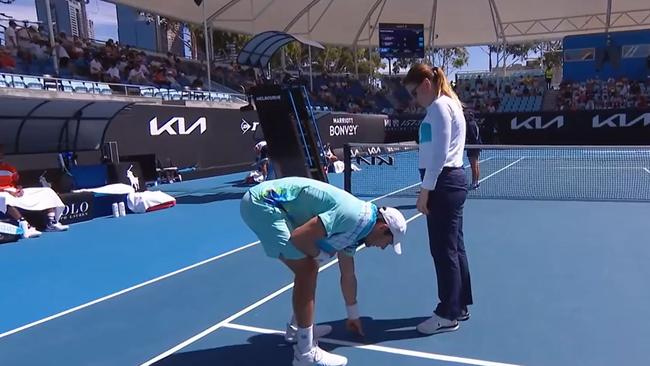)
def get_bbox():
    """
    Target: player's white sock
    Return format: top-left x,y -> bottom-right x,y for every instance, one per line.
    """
296,325 -> 314,354
47,212 -> 56,224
